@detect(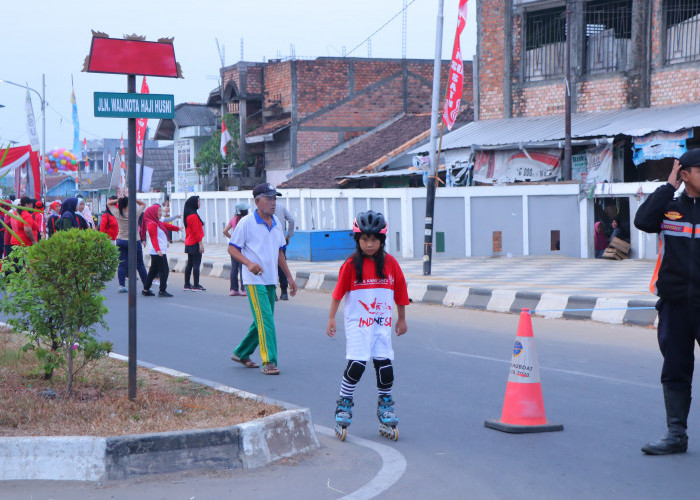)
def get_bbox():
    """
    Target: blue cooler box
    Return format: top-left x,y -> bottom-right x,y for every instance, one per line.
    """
286,230 -> 355,261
